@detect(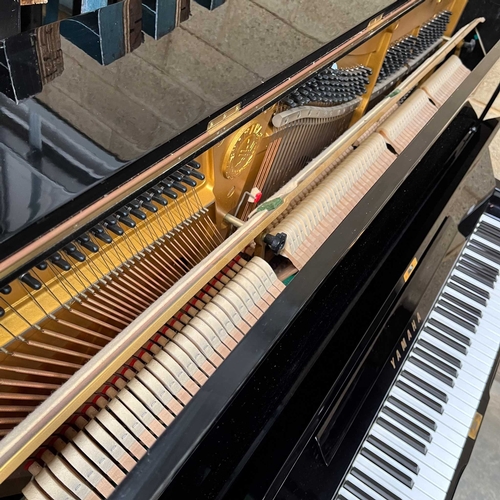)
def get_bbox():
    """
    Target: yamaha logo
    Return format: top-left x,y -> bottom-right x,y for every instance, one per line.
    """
390,312 -> 422,370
